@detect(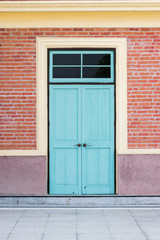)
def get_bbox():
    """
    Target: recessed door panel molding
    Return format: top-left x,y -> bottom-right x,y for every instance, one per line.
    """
49,84 -> 115,195
49,85 -> 82,195
81,85 -> 114,194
